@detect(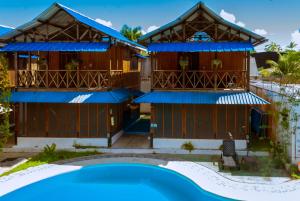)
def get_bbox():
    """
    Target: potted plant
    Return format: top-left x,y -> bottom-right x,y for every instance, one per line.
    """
65,59 -> 79,71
